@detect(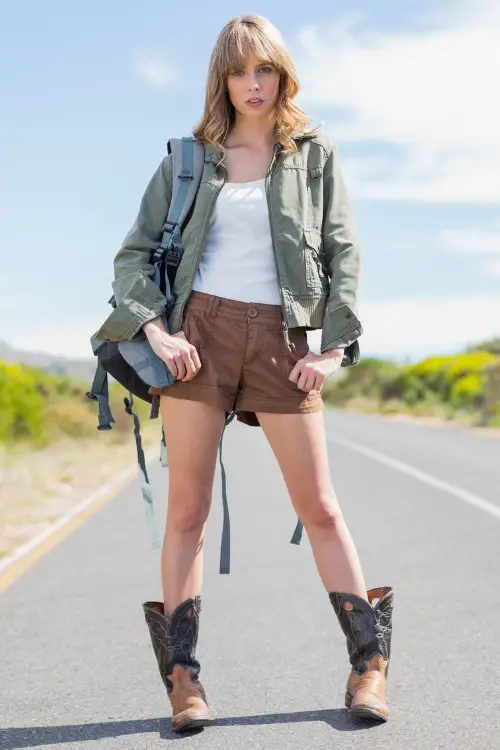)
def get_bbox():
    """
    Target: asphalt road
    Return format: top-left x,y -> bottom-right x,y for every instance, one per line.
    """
2,410 -> 500,750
